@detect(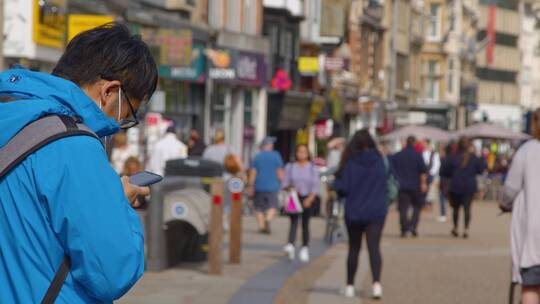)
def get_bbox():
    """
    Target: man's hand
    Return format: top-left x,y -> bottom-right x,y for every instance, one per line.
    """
303,197 -> 314,209
121,176 -> 150,208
